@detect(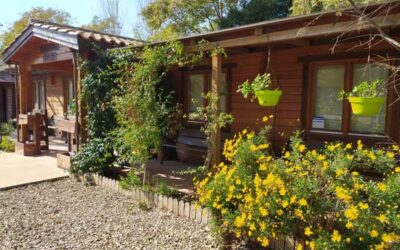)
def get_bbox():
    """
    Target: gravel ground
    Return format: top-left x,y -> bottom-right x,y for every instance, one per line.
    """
0,179 -> 218,250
